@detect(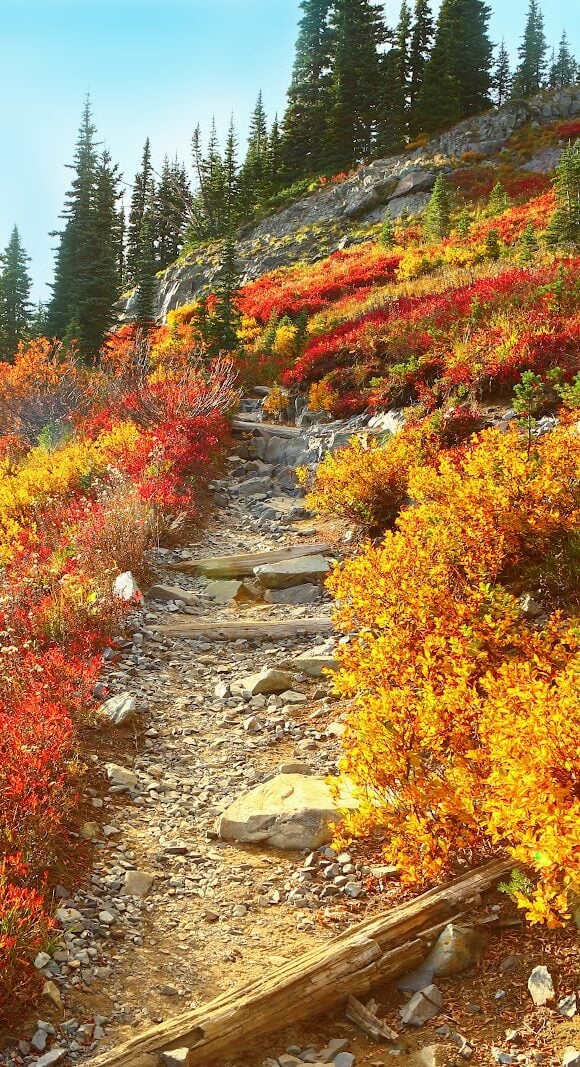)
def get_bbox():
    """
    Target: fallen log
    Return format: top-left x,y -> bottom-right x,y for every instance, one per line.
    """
232,417 -> 302,438
150,617 -> 334,641
169,542 -> 332,579
87,859 -> 511,1067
